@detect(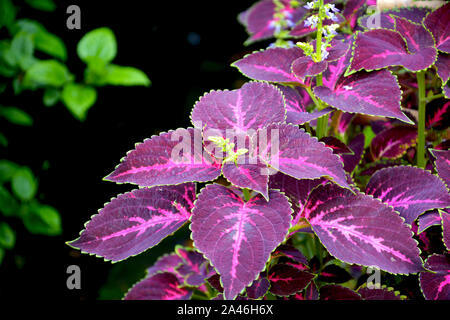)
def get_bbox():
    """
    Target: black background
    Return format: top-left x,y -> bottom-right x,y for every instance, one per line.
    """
0,0 -> 257,300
